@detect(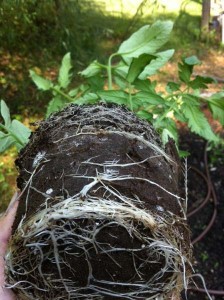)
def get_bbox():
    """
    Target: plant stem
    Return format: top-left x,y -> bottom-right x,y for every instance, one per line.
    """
51,87 -> 74,102
128,82 -> 133,111
107,53 -> 118,90
0,123 -> 24,146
